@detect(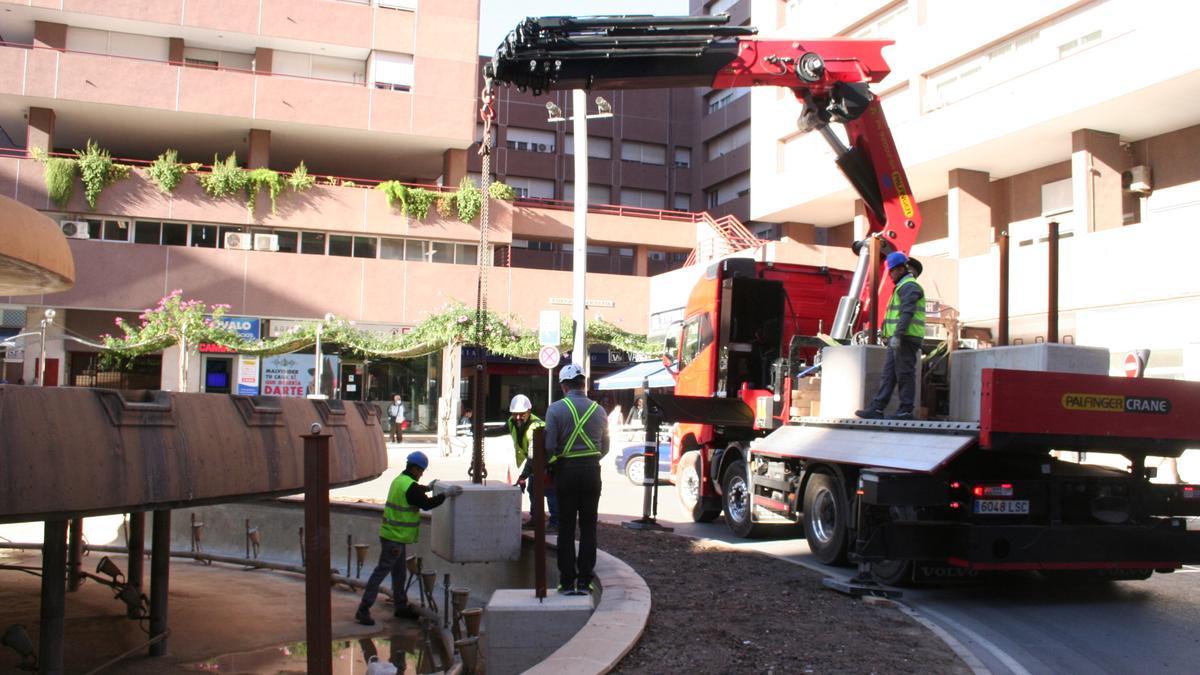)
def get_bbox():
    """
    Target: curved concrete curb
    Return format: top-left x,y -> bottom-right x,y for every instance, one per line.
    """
522,537 -> 652,675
